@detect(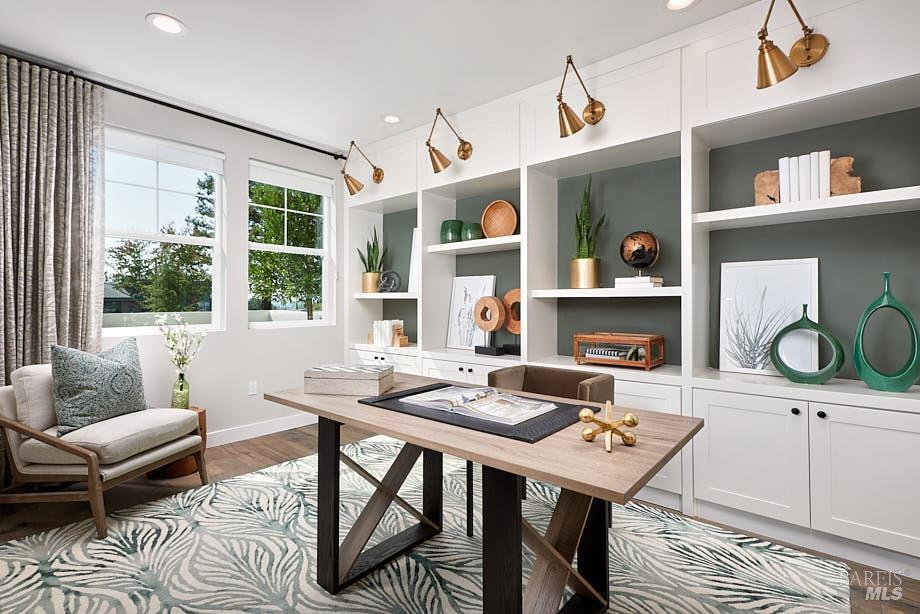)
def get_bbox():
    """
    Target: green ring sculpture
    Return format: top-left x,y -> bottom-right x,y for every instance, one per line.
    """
770,304 -> 844,385
853,272 -> 920,392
